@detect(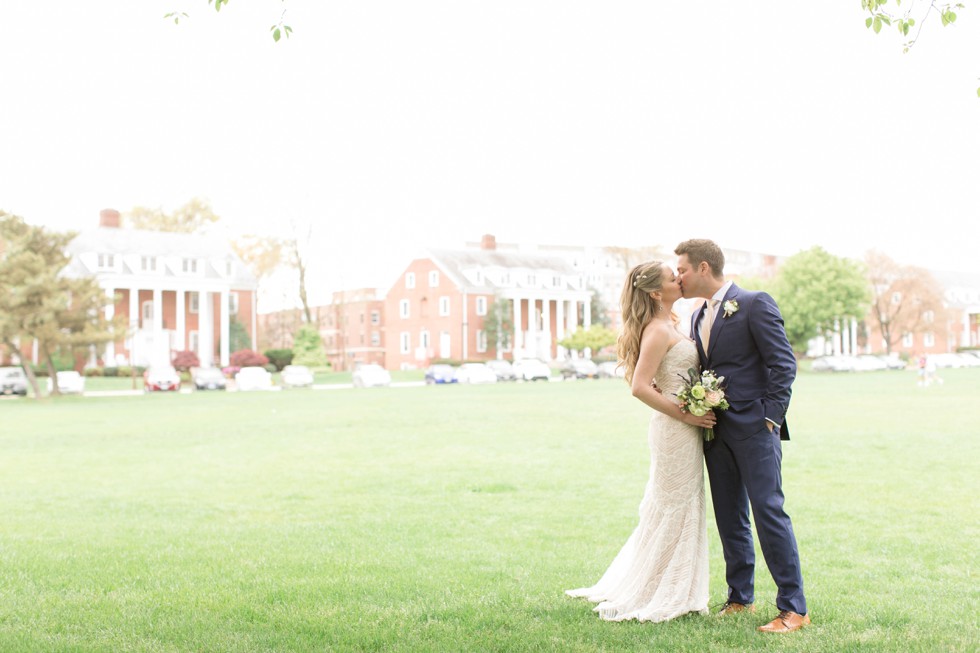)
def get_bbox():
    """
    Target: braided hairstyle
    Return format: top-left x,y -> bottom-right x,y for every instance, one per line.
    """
617,261 -> 667,384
